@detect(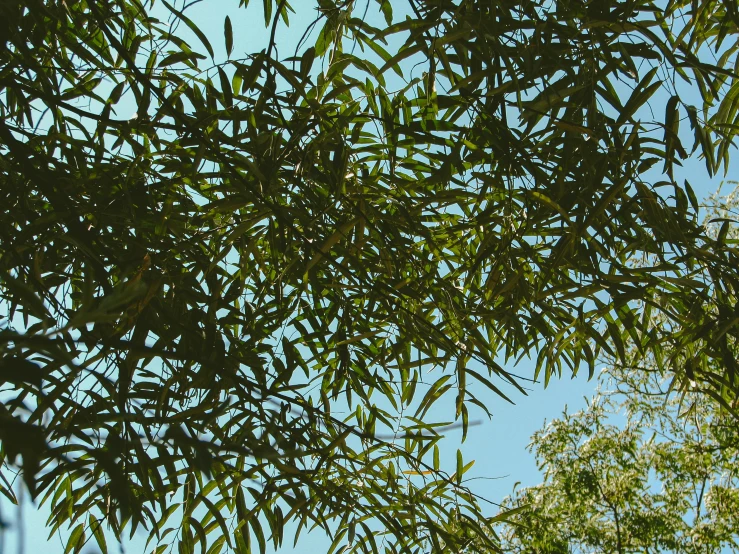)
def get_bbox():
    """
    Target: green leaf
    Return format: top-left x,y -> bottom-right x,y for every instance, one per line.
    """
263,0 -> 272,27
685,180 -> 700,214
456,450 -> 463,486
314,25 -> 334,57
89,515 -> 108,554
218,67 -> 233,108
379,0 -> 393,25
300,47 -> 316,79
64,524 -> 84,554
224,16 -> 234,57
